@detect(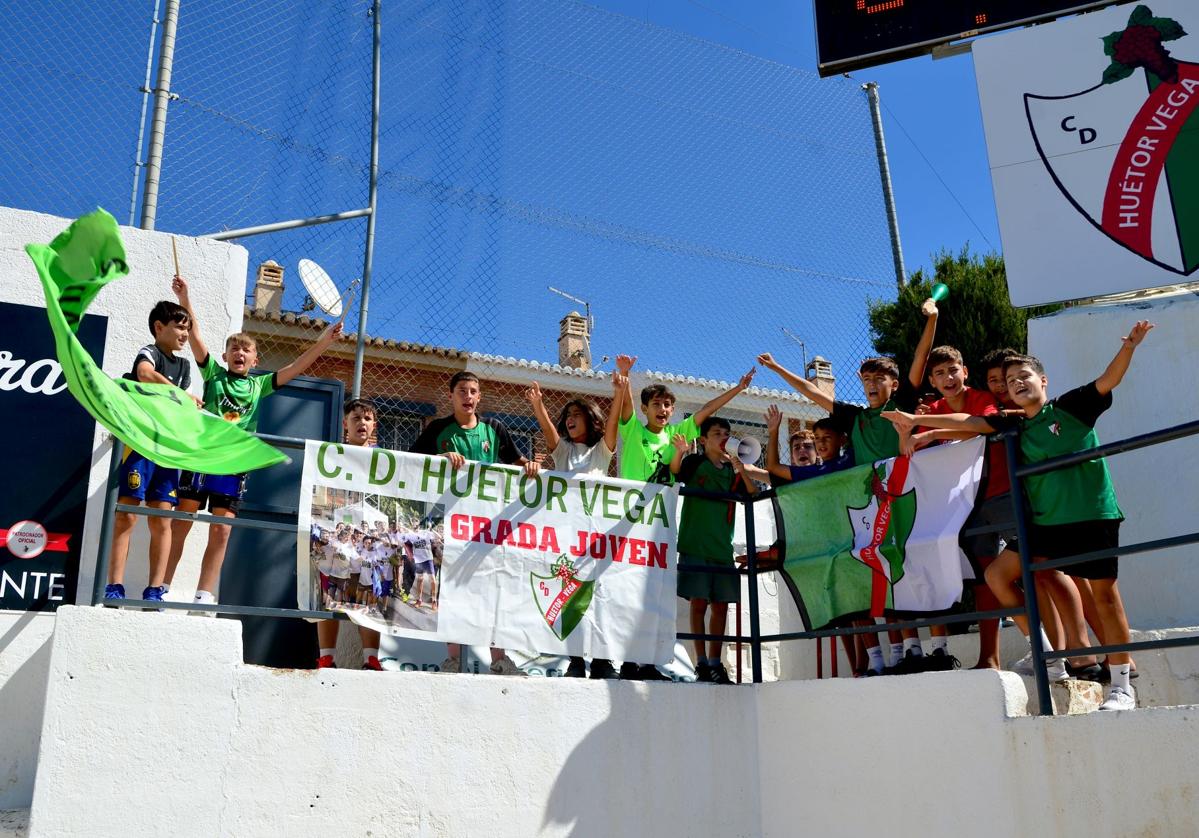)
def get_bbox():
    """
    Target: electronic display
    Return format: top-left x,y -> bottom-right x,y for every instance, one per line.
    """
815,0 -> 1128,75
